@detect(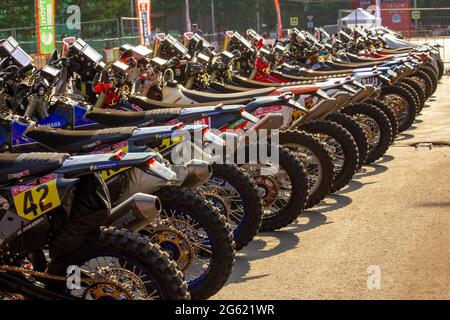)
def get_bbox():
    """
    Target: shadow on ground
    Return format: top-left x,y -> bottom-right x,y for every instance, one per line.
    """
226,191 -> 354,284
224,154 -> 392,286
416,201 -> 450,208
